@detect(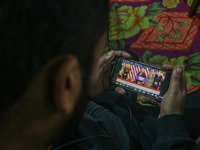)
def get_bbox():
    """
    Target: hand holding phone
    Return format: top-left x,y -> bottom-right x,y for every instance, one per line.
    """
91,50 -> 131,97
138,65 -> 187,117
159,66 -> 187,117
